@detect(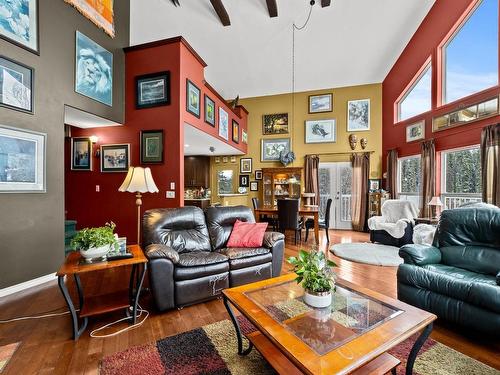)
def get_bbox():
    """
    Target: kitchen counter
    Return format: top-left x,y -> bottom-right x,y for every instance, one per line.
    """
184,198 -> 211,201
